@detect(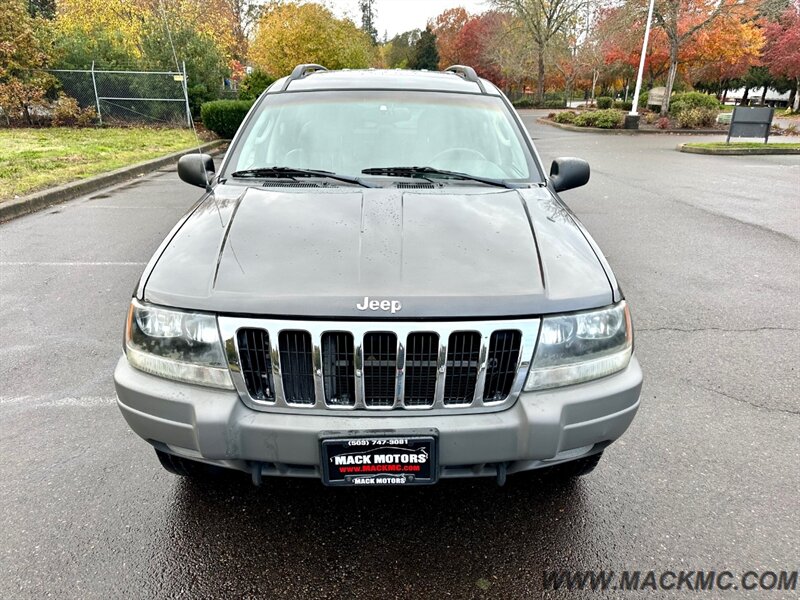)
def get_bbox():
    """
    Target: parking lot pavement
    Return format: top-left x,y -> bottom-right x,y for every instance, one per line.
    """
1,122 -> 798,598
